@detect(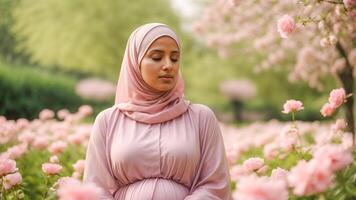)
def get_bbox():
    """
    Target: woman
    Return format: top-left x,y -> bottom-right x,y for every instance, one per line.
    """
83,23 -> 231,200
